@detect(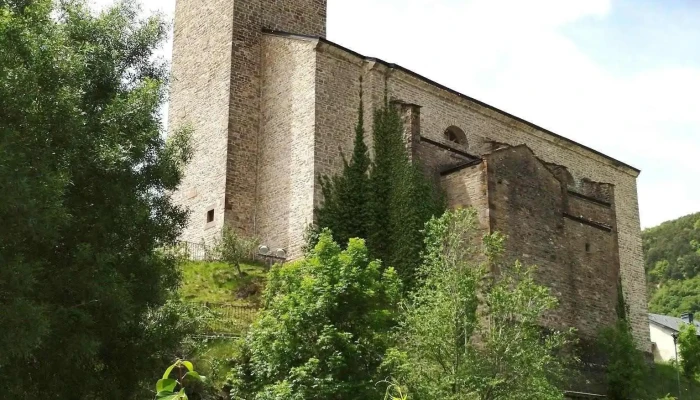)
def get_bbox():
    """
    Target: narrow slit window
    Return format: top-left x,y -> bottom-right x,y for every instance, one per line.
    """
207,209 -> 215,223
585,243 -> 591,253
